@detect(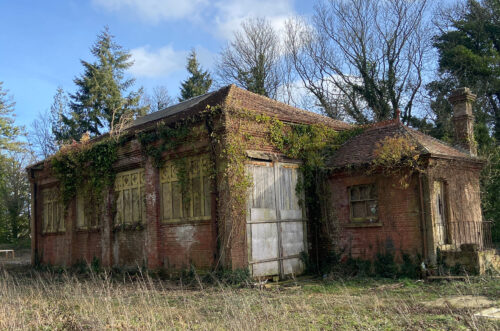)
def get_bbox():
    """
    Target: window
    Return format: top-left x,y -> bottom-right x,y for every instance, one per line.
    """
76,193 -> 101,230
160,155 -> 211,222
114,168 -> 145,226
349,184 -> 378,222
42,187 -> 65,233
